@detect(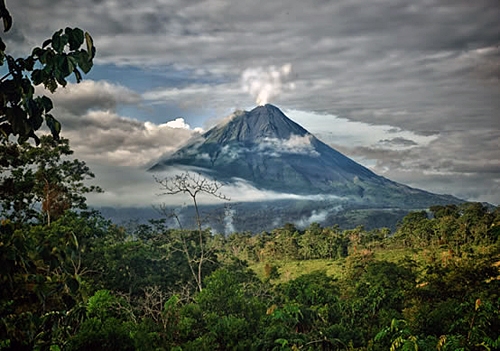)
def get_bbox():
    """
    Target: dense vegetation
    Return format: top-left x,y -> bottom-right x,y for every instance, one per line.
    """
1,4 -> 499,350
1,154 -> 499,350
